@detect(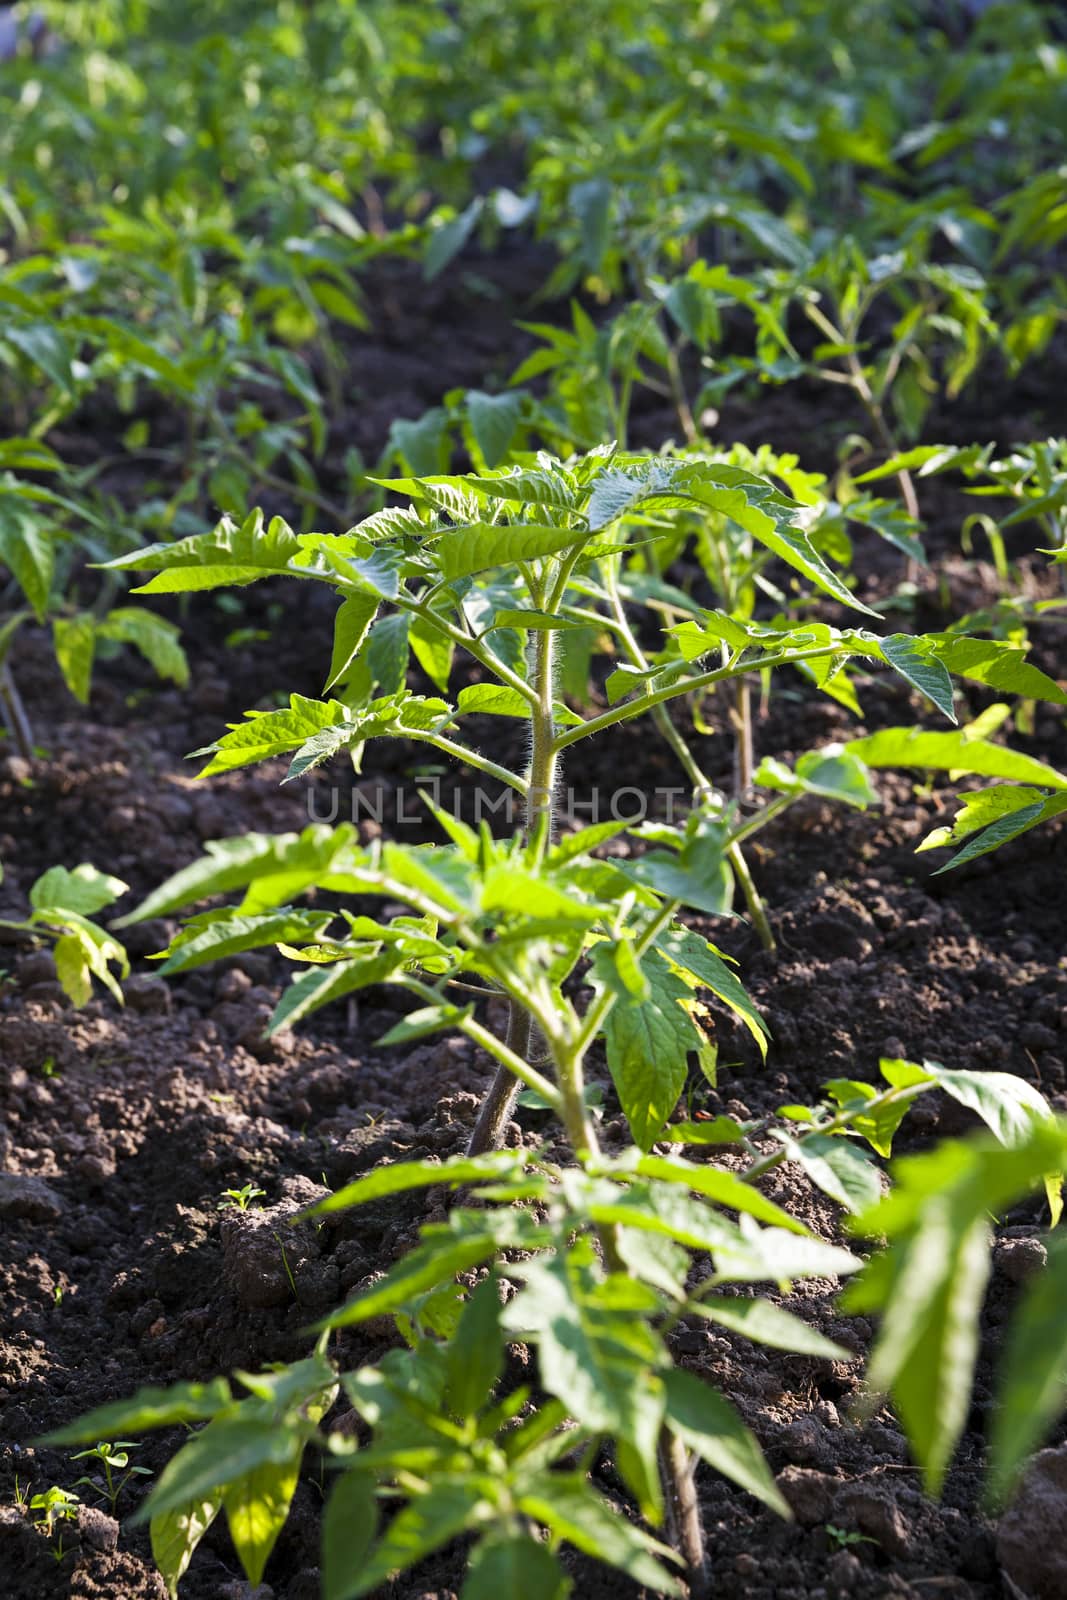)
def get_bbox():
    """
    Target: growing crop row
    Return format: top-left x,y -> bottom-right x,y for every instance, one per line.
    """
2,4 -> 1066,1598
